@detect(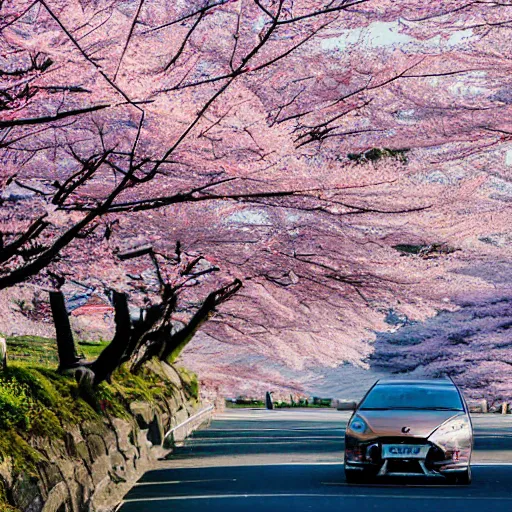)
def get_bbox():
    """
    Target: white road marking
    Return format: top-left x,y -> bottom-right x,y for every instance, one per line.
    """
186,439 -> 343,446
475,435 -> 512,438
205,426 -> 345,432
123,493 -> 512,503
161,462 -> 346,468
322,482 -> 463,488
472,463 -> 512,466
161,461 -> 512,468
193,436 -> 344,440
159,461 -> 512,469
